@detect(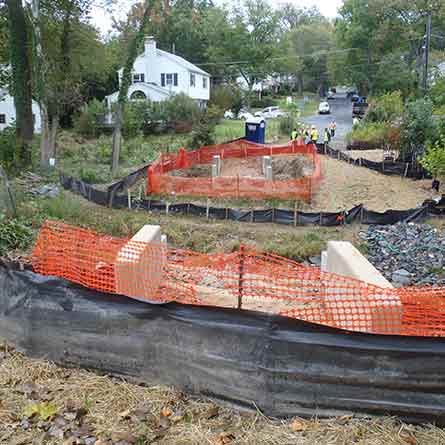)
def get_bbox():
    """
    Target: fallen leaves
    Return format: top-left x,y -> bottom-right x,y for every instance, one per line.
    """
290,418 -> 308,432
23,402 -> 58,421
214,432 -> 235,444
